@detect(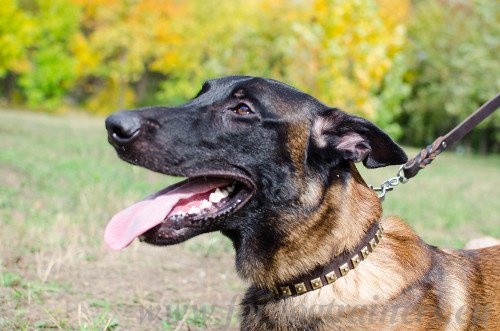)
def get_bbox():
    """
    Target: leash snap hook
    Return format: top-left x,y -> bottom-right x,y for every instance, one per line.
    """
371,165 -> 409,201
397,165 -> 409,184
